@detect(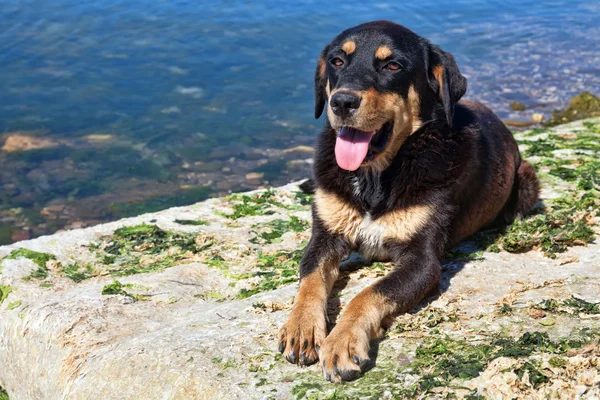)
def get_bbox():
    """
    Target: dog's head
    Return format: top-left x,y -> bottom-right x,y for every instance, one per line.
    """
314,20 -> 467,171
